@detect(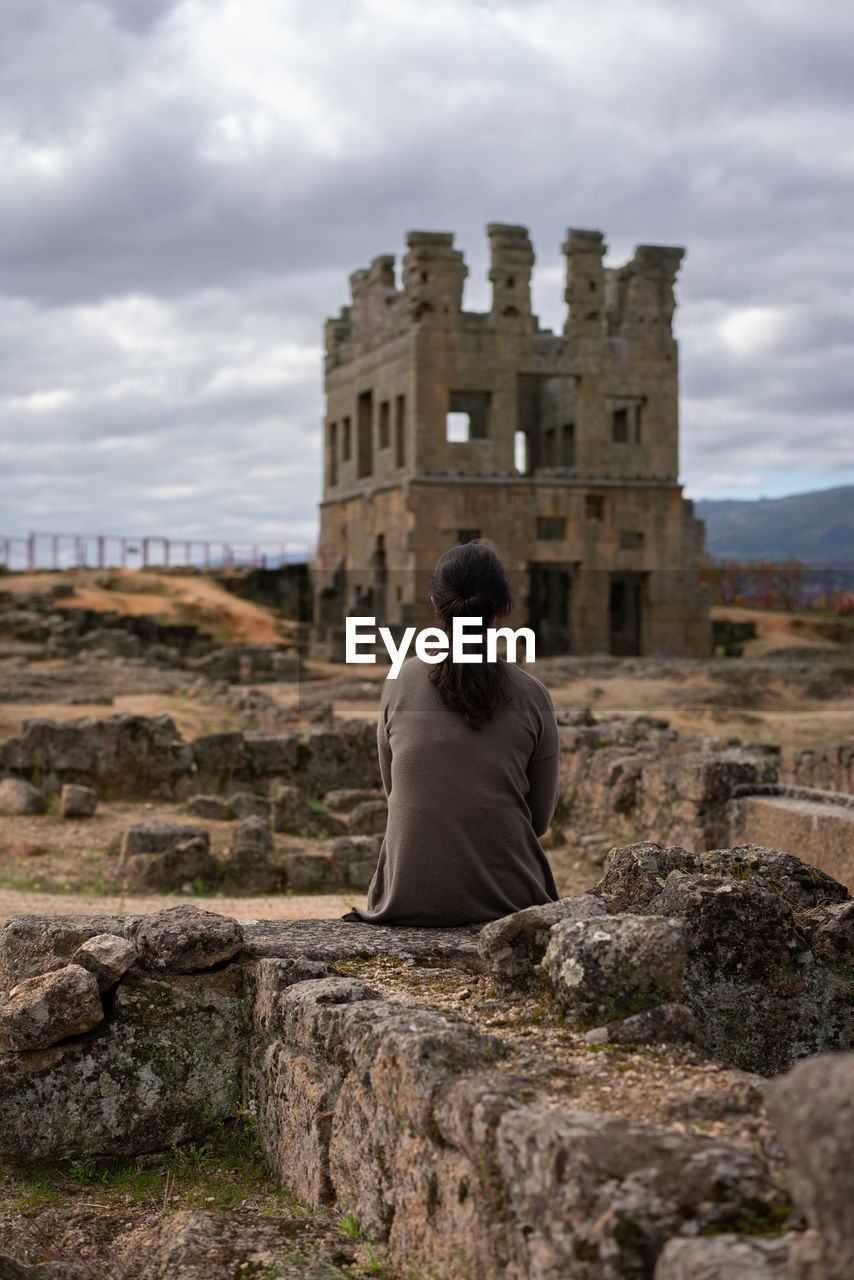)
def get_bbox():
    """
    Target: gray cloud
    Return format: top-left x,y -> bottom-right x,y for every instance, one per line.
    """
1,0 -> 853,551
